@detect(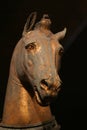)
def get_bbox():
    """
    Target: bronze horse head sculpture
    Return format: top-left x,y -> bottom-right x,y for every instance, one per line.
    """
0,12 -> 66,130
